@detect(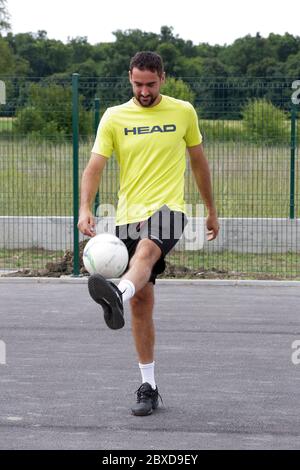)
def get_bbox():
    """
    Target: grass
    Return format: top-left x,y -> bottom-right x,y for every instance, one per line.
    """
0,248 -> 64,270
167,250 -> 300,280
186,141 -> 300,217
0,117 -> 14,133
0,247 -> 299,279
0,137 -> 299,218
1,120 -> 298,278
